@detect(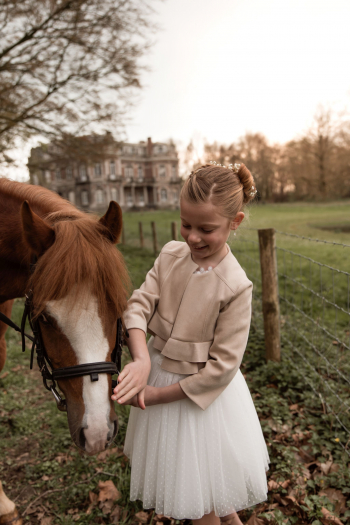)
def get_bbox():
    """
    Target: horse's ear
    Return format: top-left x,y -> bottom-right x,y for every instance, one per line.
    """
21,201 -> 55,256
99,201 -> 123,244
